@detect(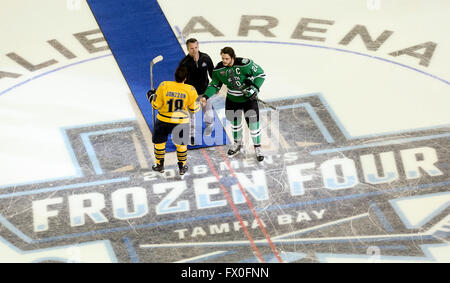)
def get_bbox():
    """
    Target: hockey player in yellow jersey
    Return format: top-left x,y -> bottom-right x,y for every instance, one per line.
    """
147,66 -> 200,175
